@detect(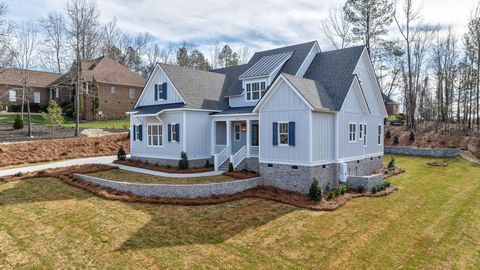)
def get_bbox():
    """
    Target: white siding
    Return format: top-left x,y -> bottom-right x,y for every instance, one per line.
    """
185,111 -> 212,158
354,50 -> 385,117
136,65 -> 184,107
311,112 -> 335,162
259,81 -> 311,163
